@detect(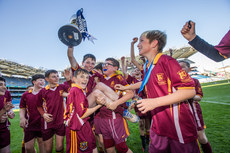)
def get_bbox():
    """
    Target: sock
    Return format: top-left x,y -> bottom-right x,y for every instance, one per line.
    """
201,142 -> 213,153
145,132 -> 150,145
21,140 -> 25,153
140,135 -> 146,151
56,148 -> 64,153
